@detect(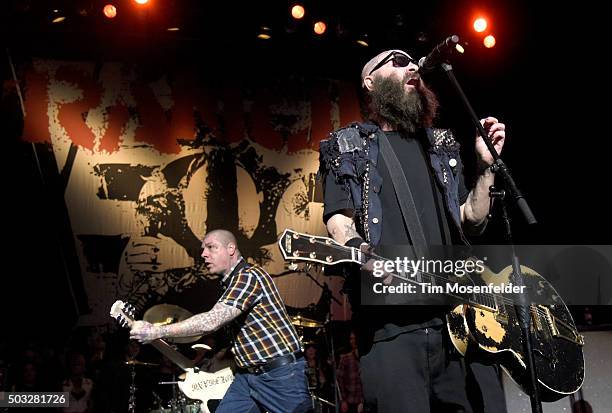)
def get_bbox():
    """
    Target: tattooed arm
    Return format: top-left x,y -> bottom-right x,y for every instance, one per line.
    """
326,211 -> 361,245
130,302 -> 242,344
326,210 -> 393,283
